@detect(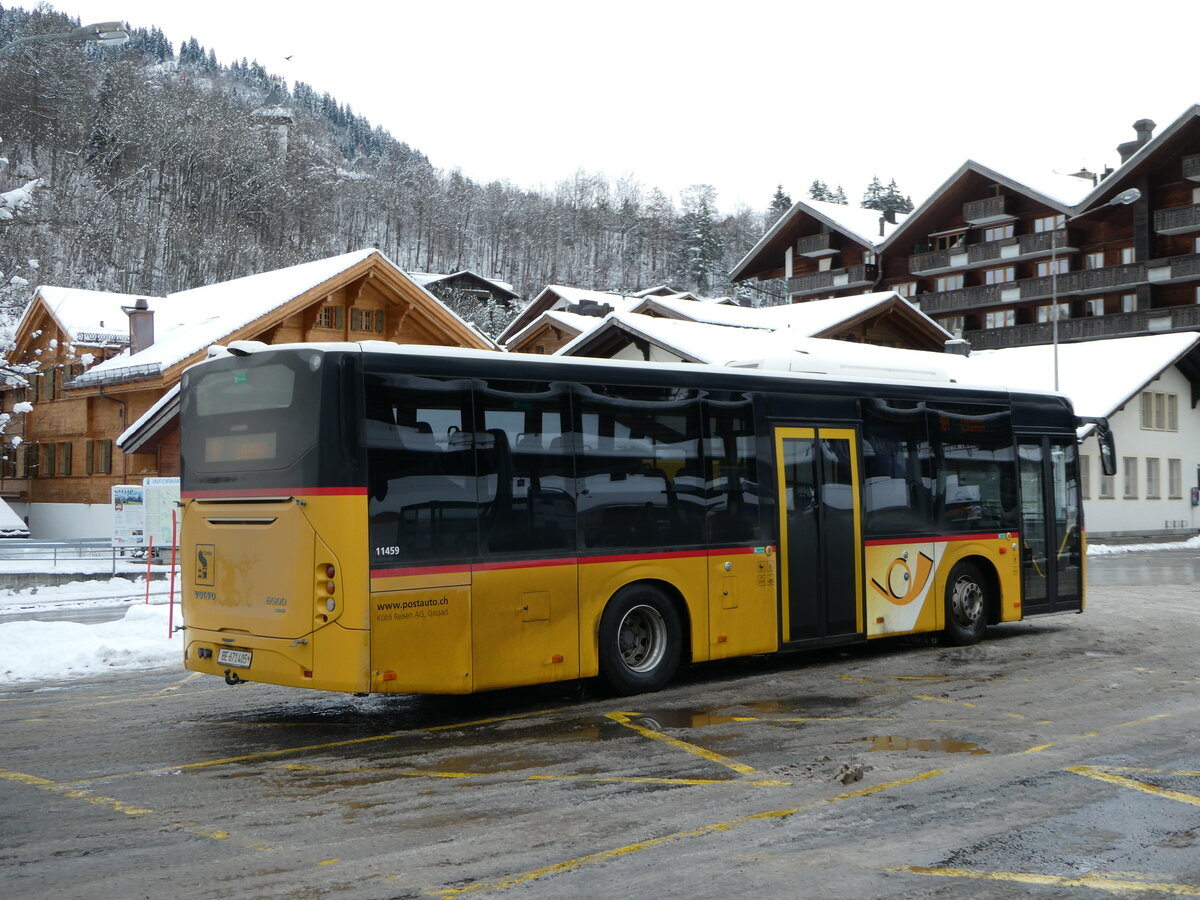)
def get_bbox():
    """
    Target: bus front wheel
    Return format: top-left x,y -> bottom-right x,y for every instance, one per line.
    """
943,561 -> 990,645
598,585 -> 683,695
